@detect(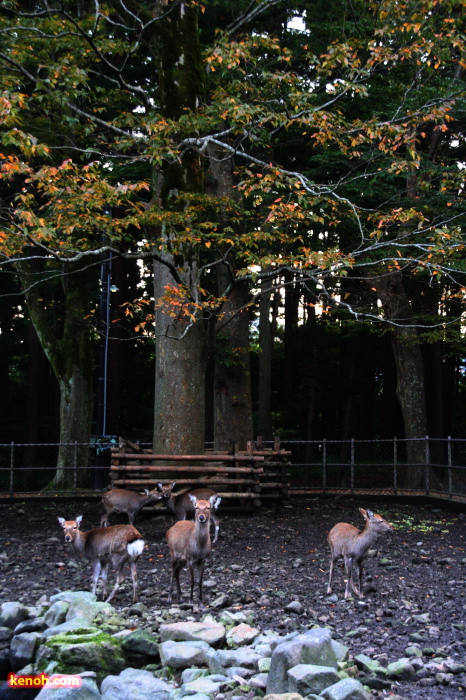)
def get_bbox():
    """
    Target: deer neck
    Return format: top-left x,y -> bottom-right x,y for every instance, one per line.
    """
72,529 -> 87,554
